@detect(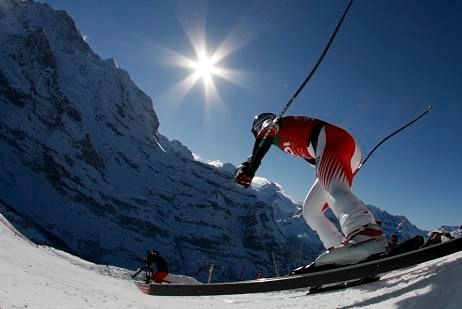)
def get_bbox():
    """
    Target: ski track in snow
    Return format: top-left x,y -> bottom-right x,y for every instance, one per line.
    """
1,214 -> 462,309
